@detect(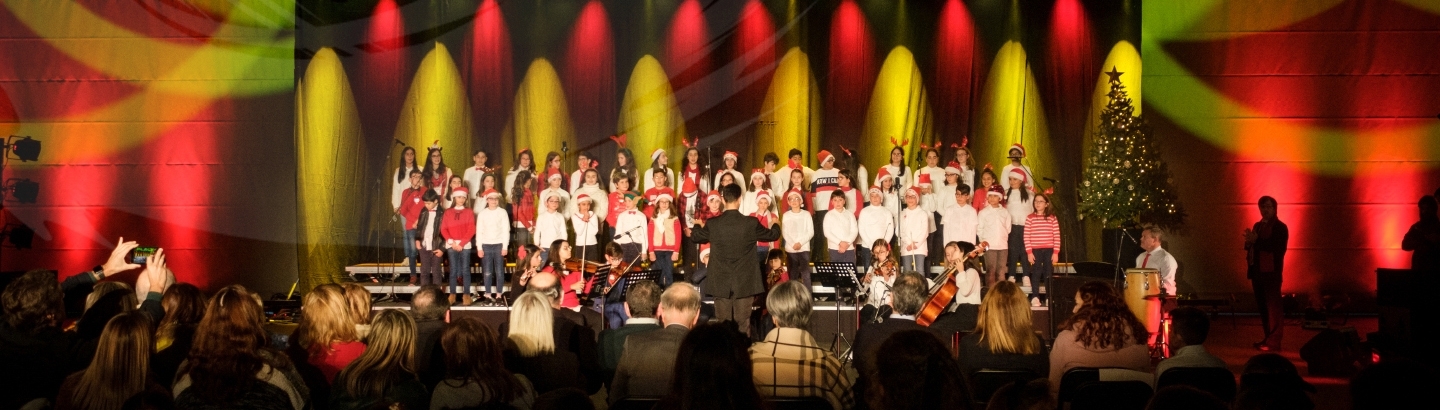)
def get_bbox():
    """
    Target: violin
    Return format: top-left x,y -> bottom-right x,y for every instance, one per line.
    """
916,242 -> 988,326
595,258 -> 646,297
564,258 -> 604,274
